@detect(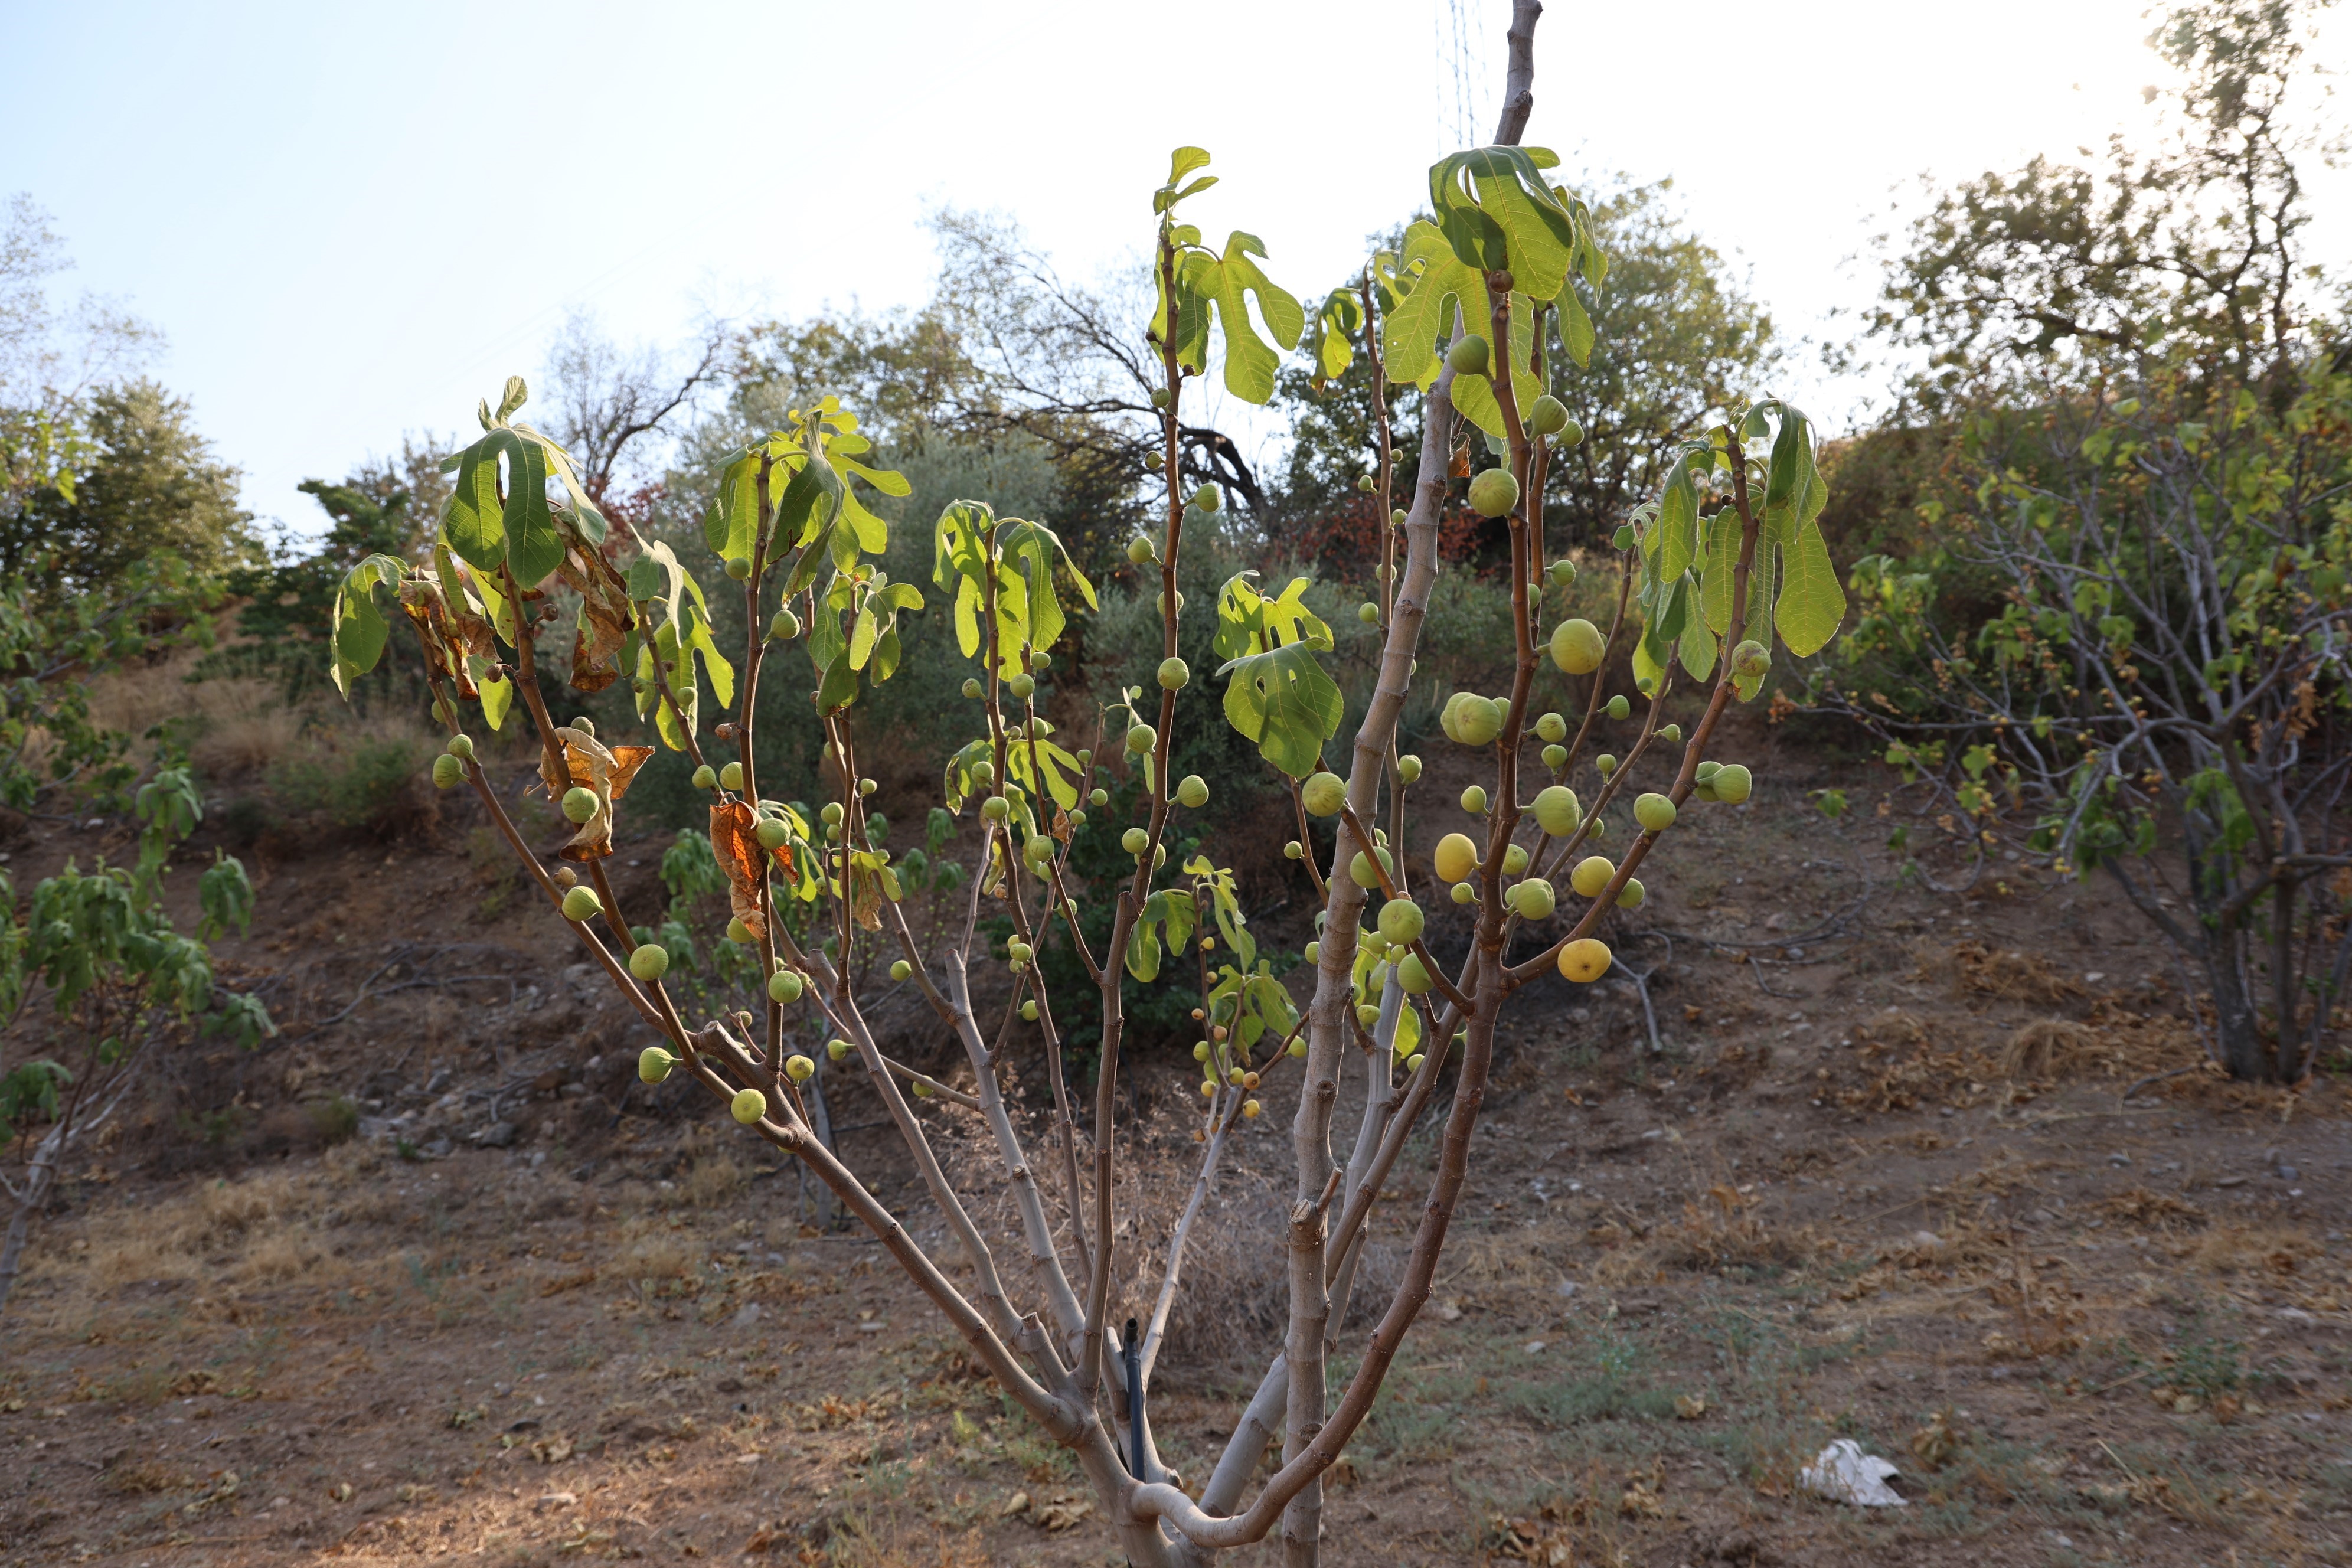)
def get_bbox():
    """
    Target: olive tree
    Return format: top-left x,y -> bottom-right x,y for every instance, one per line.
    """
328,12 -> 1844,1560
